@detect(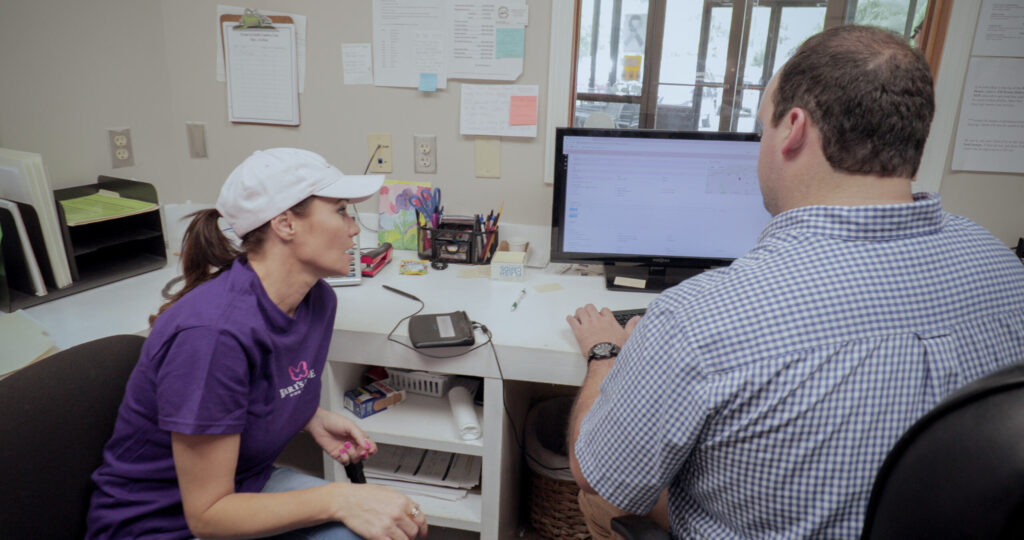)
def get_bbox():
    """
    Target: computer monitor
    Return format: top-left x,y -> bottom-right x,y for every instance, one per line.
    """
550,127 -> 772,292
